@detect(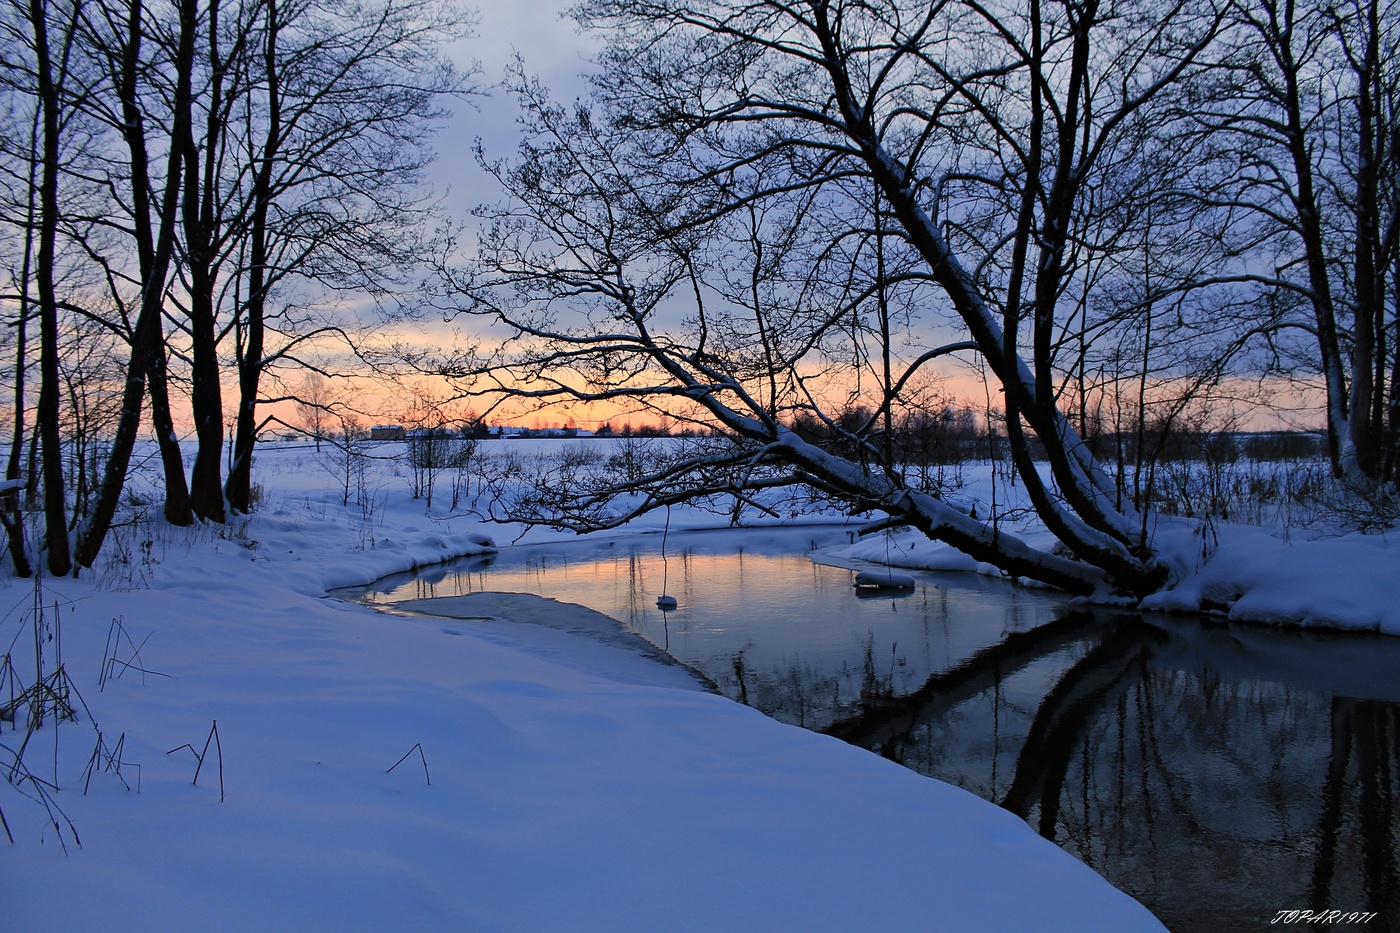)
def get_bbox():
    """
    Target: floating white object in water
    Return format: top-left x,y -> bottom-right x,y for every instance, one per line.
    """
656,595 -> 678,610
854,570 -> 917,590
